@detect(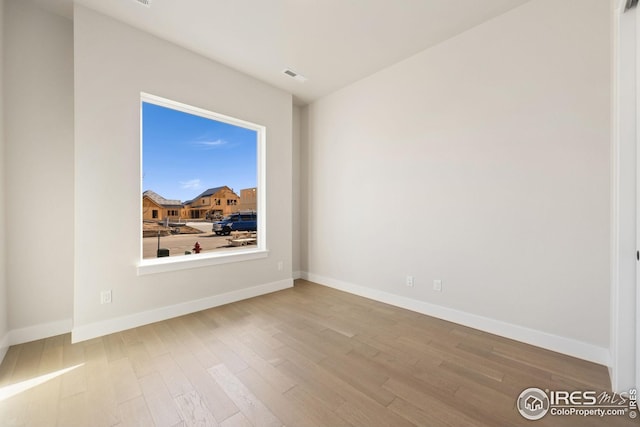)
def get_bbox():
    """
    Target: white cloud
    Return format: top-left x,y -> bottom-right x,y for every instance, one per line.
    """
193,139 -> 228,149
180,179 -> 201,189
